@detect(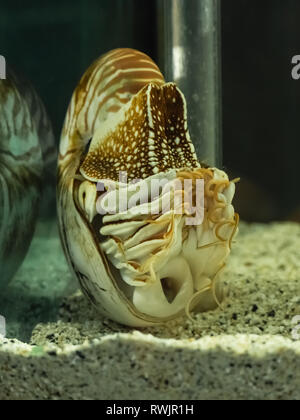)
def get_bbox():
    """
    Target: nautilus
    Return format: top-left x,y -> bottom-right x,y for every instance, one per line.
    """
58,48 -> 239,327
0,66 -> 55,289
